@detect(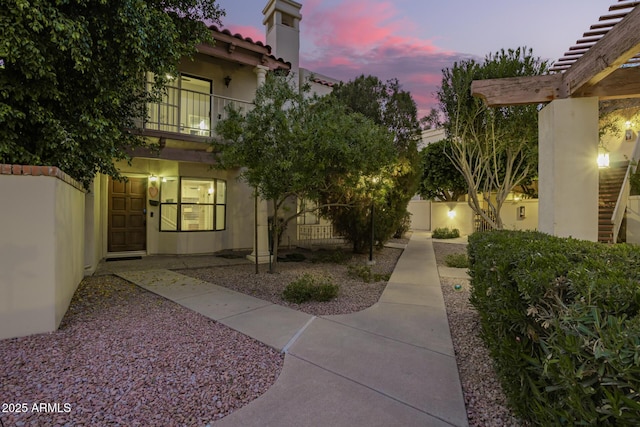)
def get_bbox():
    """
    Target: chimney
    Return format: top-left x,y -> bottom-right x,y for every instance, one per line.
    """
262,0 -> 302,74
